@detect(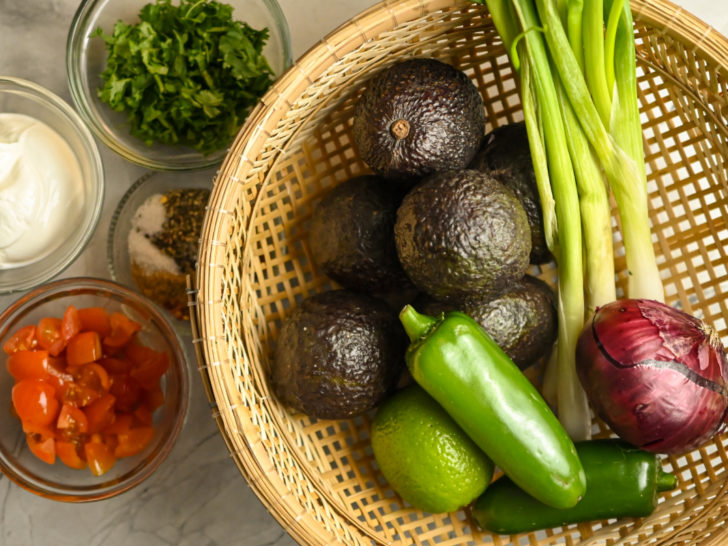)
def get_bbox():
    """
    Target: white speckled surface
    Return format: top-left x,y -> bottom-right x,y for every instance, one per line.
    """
0,1 -> 725,544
